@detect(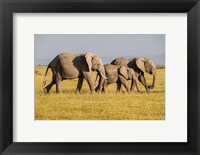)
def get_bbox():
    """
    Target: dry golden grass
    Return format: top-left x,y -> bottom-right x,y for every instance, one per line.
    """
35,66 -> 165,120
